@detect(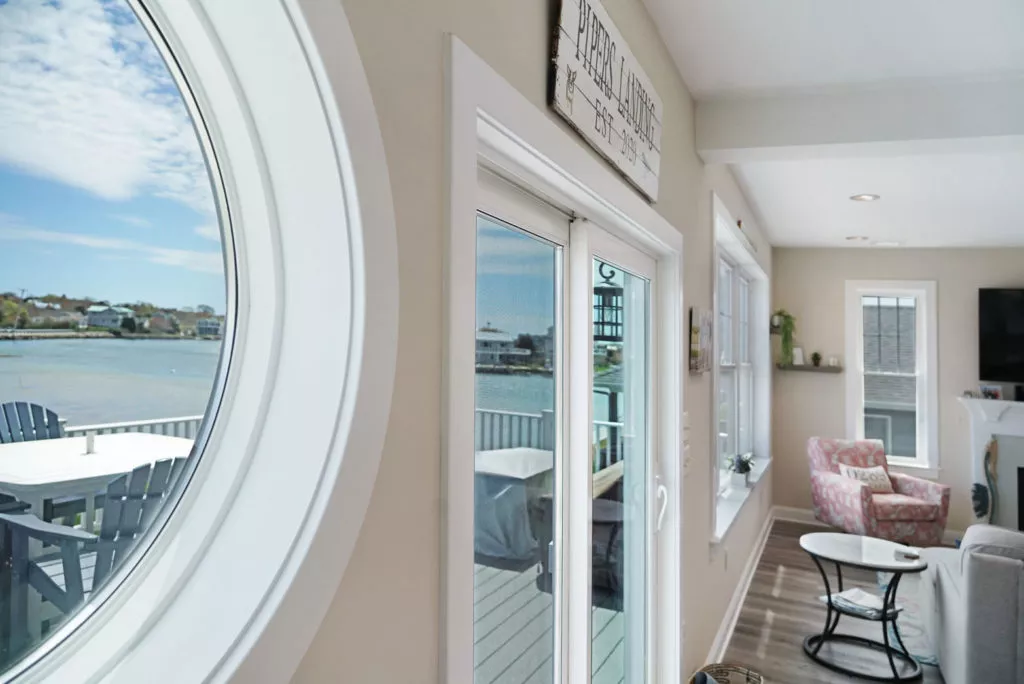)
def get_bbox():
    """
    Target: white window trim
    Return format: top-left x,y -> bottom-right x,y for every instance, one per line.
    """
845,280 -> 939,476
445,37 -> 683,684
19,2 -> 399,682
711,194 -> 771,543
